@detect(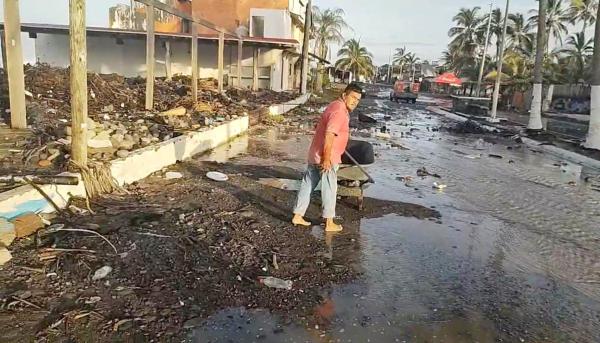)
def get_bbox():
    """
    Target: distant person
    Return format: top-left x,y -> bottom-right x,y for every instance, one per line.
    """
291,83 -> 363,232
